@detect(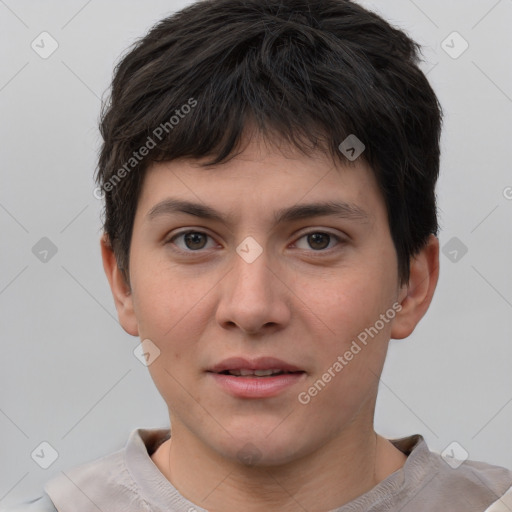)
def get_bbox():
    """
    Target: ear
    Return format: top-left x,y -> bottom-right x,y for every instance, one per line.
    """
391,234 -> 439,340
100,234 -> 139,336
